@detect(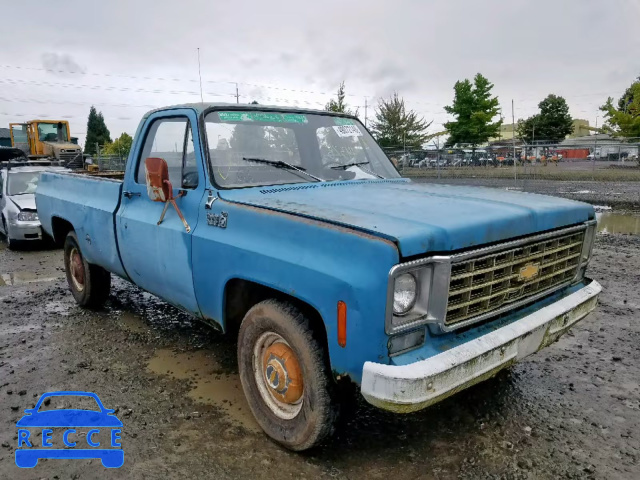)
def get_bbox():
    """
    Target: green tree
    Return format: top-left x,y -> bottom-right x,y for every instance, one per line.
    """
85,106 -> 112,155
102,132 -> 133,158
229,124 -> 269,156
517,115 -> 540,143
444,73 -> 501,148
325,81 -> 358,116
600,78 -> 640,138
370,92 -> 431,148
518,95 -> 574,143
